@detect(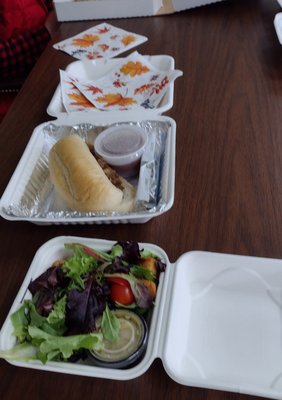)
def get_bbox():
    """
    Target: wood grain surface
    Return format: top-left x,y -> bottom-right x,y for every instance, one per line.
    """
1,0 -> 282,399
